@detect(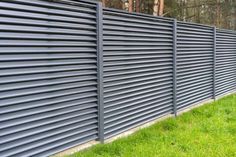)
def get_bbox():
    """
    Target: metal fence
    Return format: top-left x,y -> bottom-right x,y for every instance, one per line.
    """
176,22 -> 214,110
0,0 -> 235,156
